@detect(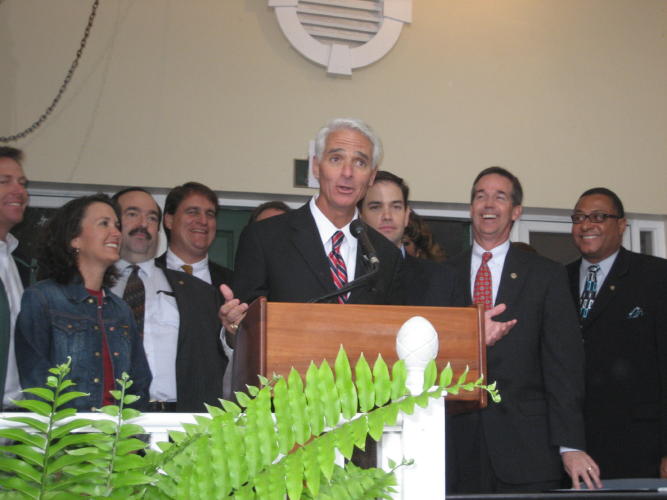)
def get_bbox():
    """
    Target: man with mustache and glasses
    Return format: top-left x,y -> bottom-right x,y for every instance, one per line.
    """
111,188 -> 227,412
447,167 -> 601,493
567,188 -> 667,479
0,147 -> 30,410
